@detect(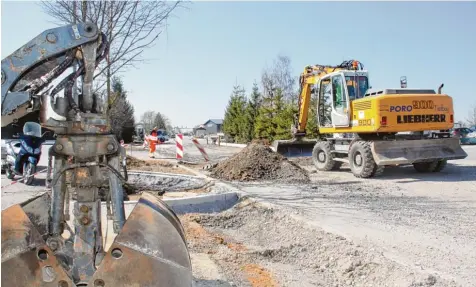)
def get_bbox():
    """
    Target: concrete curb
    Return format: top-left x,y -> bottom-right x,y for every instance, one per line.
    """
177,163 -> 246,196
212,142 -> 248,148
117,191 -> 240,214
128,169 -> 204,179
